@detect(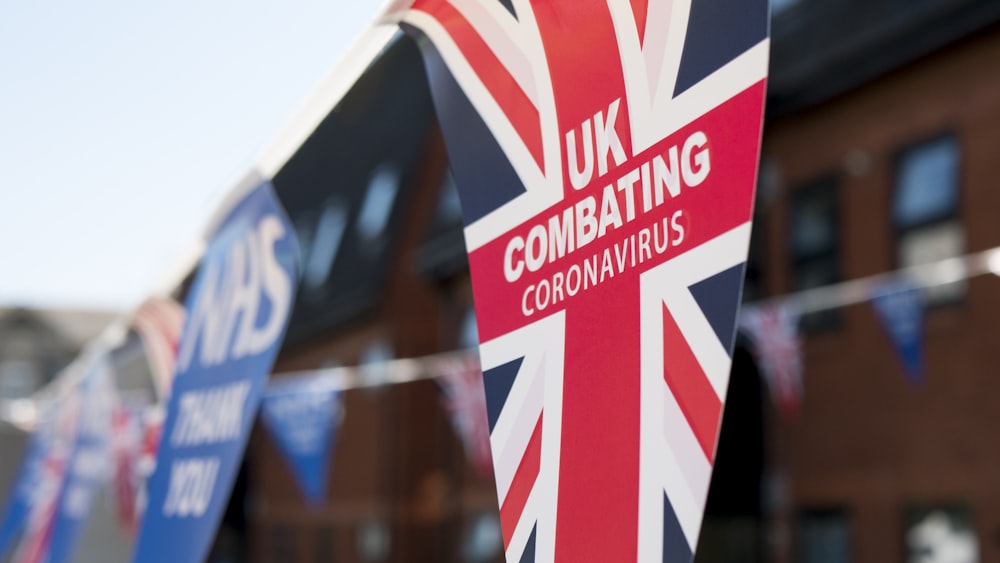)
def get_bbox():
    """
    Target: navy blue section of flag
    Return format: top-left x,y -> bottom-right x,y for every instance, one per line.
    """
662,492 -> 693,563
689,263 -> 746,355
520,525 -> 537,563
497,0 -> 516,18
484,357 -> 524,432
674,0 -> 769,96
